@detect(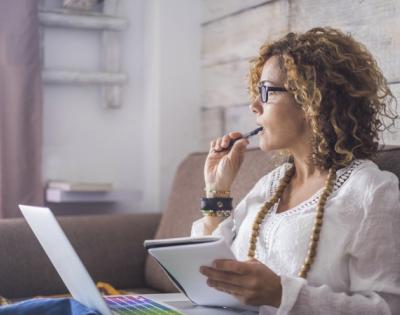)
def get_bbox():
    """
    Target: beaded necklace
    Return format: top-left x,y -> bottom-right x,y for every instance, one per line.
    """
247,163 -> 337,278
